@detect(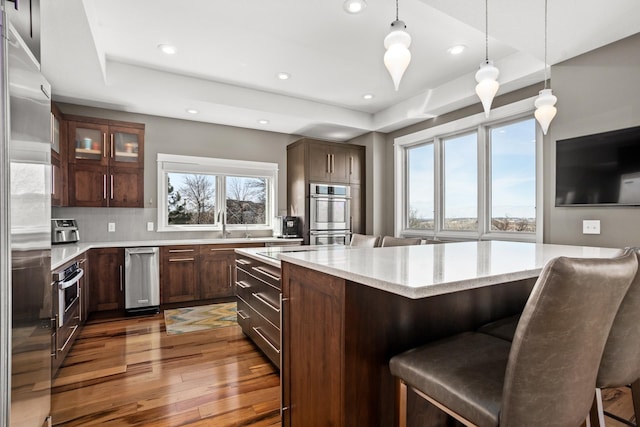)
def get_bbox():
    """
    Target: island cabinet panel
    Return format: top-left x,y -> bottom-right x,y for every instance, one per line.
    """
235,254 -> 282,368
281,261 -> 536,427
88,248 -> 124,313
161,246 -> 199,303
